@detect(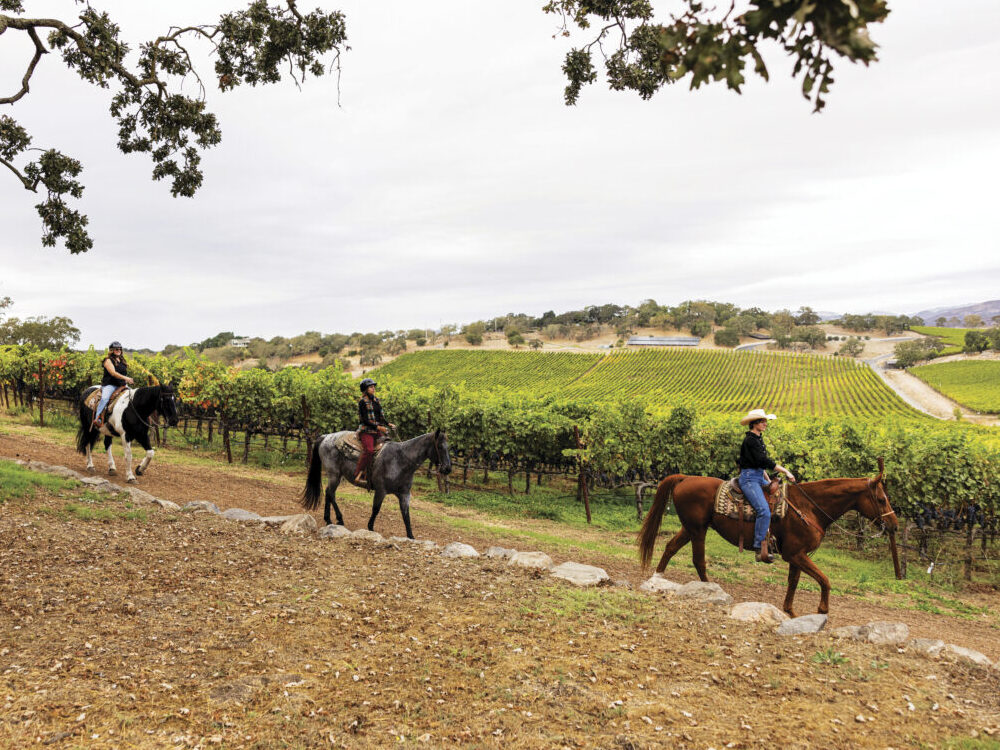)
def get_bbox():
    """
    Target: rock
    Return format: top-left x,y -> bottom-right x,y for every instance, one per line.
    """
151,497 -> 181,511
484,546 -> 517,560
78,476 -> 115,493
440,542 -> 479,558
48,465 -> 84,480
943,644 -> 992,668
319,524 -> 352,539
830,625 -> 865,639
390,537 -> 439,550
182,501 -> 221,514
509,551 -> 554,570
279,514 -> 317,534
350,529 -> 385,543
777,614 -> 828,636
127,488 -> 159,505
550,562 -> 610,587
676,581 -> 733,608
221,508 -> 262,522
639,575 -> 683,594
859,621 -> 909,646
259,515 -> 296,527
730,602 -> 789,625
907,638 -> 945,658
